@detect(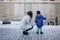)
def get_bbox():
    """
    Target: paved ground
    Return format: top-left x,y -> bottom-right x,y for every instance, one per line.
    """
0,21 -> 60,40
